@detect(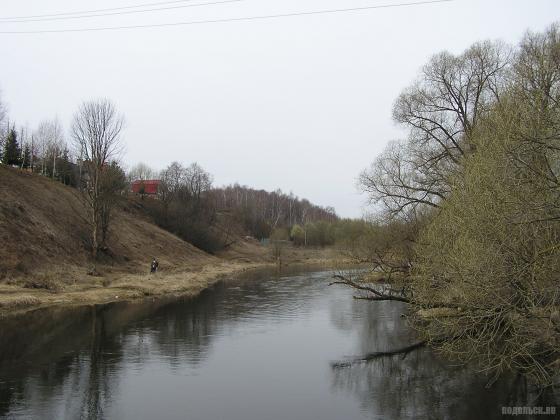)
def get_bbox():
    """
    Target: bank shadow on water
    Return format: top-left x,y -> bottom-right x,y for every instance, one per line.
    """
0,266 -> 557,419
